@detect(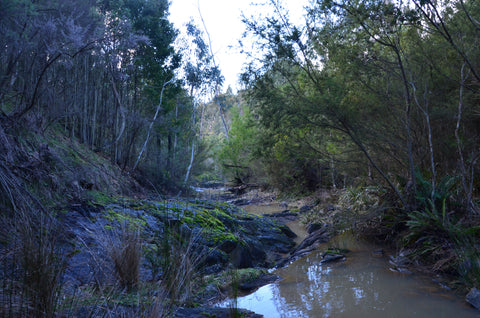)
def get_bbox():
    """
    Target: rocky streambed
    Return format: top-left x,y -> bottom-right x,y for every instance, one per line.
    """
52,194 -> 324,317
